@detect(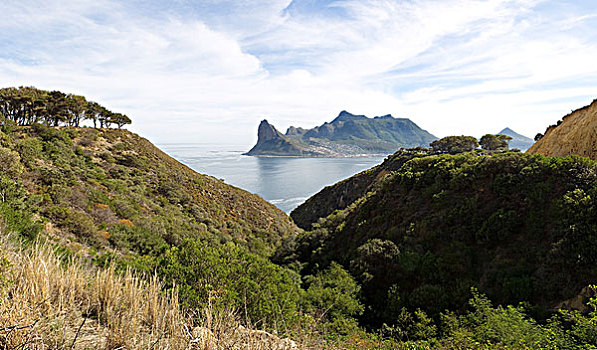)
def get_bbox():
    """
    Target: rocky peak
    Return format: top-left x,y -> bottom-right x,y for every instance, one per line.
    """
375,114 -> 394,120
257,119 -> 281,143
500,127 -> 515,134
286,126 -> 305,136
